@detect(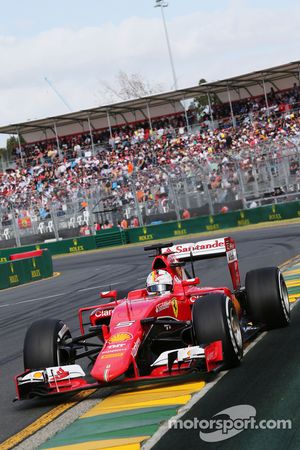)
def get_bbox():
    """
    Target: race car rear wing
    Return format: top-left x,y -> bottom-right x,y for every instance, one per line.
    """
162,237 -> 241,290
